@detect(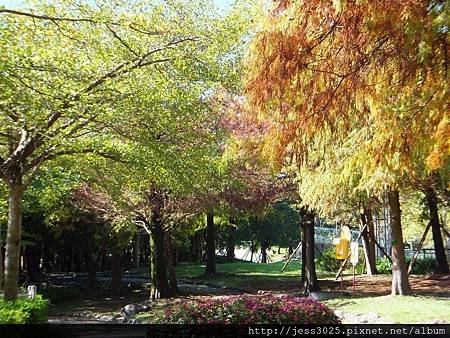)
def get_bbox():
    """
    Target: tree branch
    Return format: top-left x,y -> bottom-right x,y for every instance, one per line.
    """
24,147 -> 128,173
106,24 -> 138,56
0,8 -> 165,35
0,8 -> 100,22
